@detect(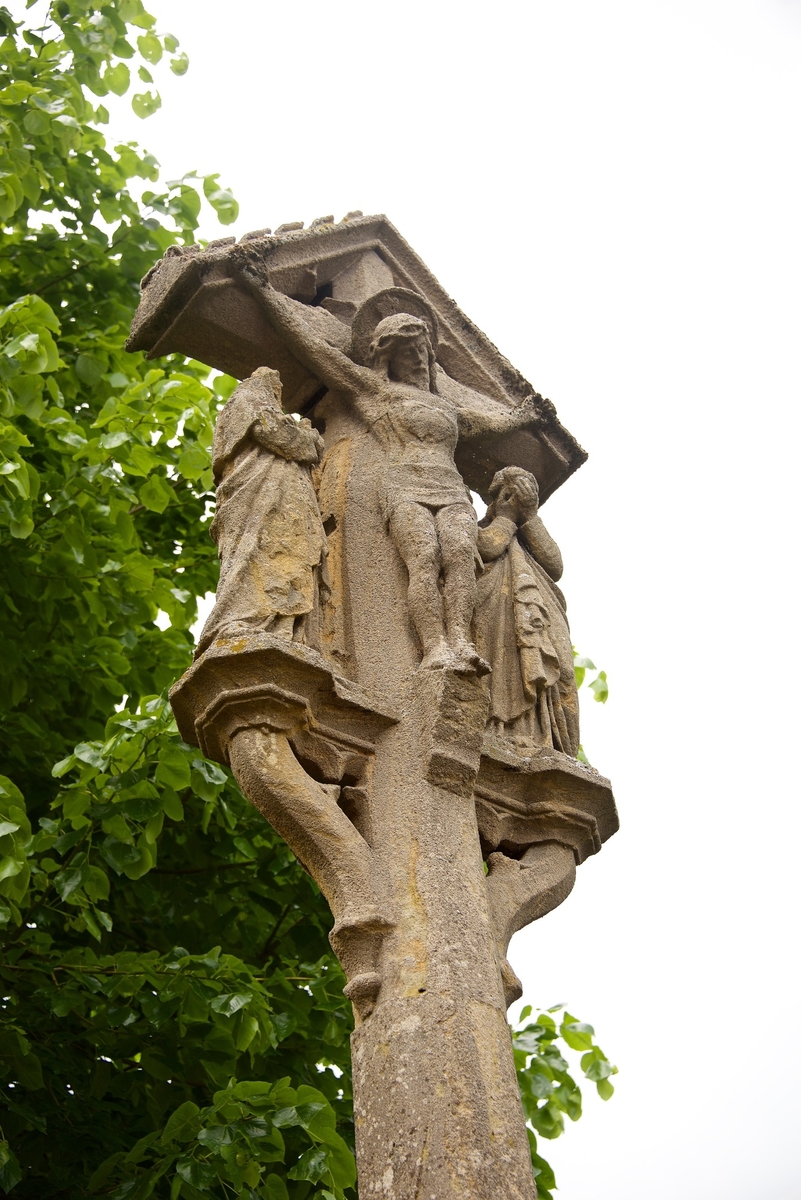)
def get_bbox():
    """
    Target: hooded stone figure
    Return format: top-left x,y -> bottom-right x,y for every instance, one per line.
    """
474,466 -> 579,756
196,366 -> 327,655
